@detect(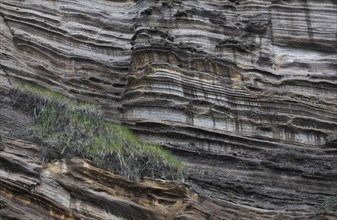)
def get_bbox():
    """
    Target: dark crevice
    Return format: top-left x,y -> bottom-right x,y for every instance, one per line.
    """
0,13 -> 15,37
